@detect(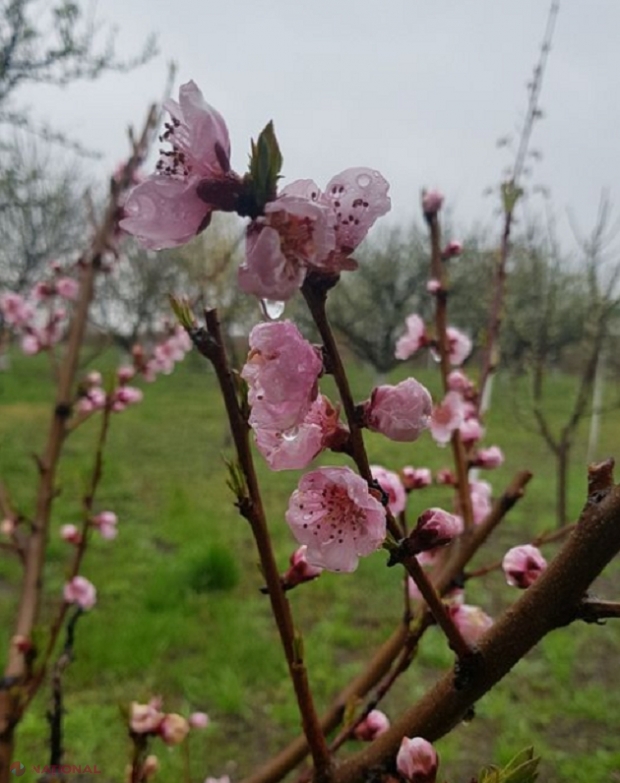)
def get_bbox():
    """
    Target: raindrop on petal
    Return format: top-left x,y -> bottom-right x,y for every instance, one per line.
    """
260,299 -> 286,320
